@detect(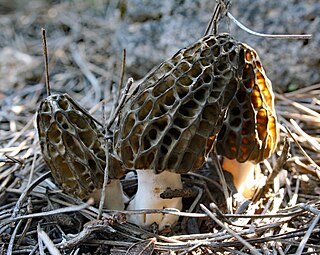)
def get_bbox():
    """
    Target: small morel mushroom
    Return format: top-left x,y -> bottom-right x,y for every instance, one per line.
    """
37,30 -> 126,210
113,33 -> 278,229
216,43 -> 278,198
37,94 -> 126,209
